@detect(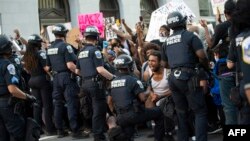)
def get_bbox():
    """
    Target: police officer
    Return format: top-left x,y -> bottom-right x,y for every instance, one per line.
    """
22,34 -> 56,134
0,35 -> 36,141
46,24 -> 86,138
227,0 -> 250,124
108,54 -> 164,141
76,26 -> 115,141
161,11 -> 209,141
